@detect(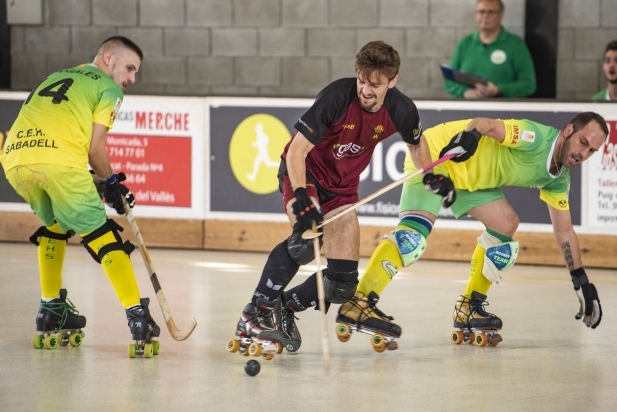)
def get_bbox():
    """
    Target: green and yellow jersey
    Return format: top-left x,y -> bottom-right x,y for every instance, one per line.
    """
1,64 -> 122,172
411,119 -> 570,211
